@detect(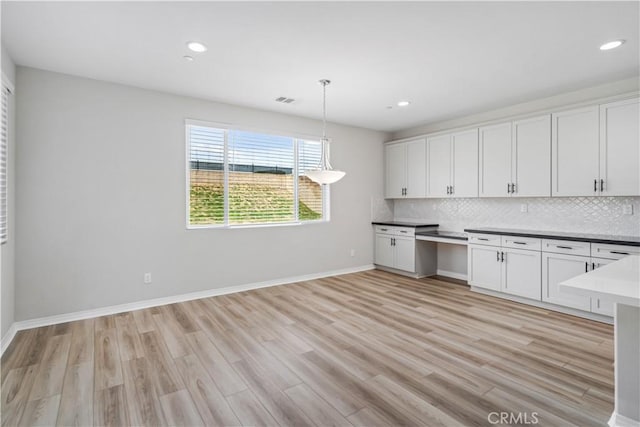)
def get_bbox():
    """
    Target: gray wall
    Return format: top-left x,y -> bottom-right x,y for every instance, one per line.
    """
15,67 -> 387,321
1,46 -> 16,338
